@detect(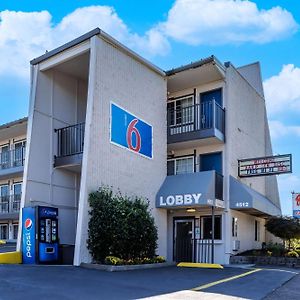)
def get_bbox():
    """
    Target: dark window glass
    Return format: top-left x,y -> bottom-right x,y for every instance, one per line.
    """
167,160 -> 175,176
200,152 -> 222,175
167,102 -> 175,126
202,216 -> 221,240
